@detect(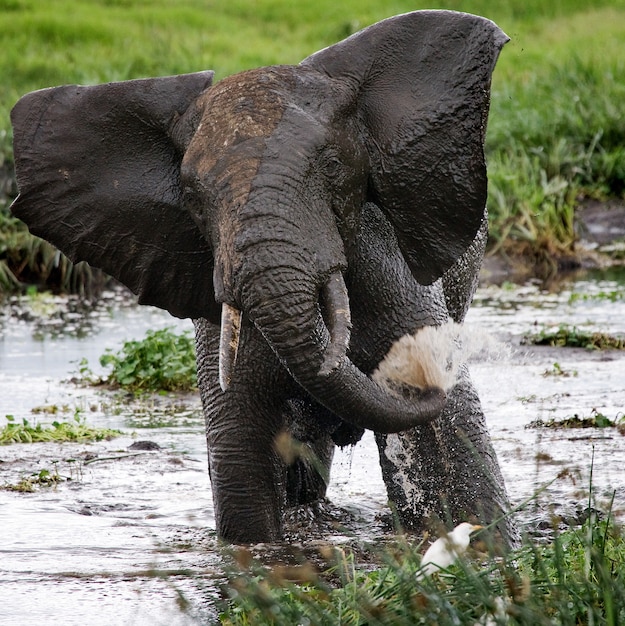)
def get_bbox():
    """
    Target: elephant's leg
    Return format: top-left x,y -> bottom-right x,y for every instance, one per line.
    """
350,204 -> 516,547
376,367 -> 518,547
282,399 -> 342,507
194,317 -> 293,543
